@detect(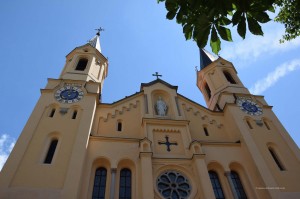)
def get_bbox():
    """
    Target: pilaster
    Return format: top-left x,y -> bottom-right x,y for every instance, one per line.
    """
192,154 -> 215,199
